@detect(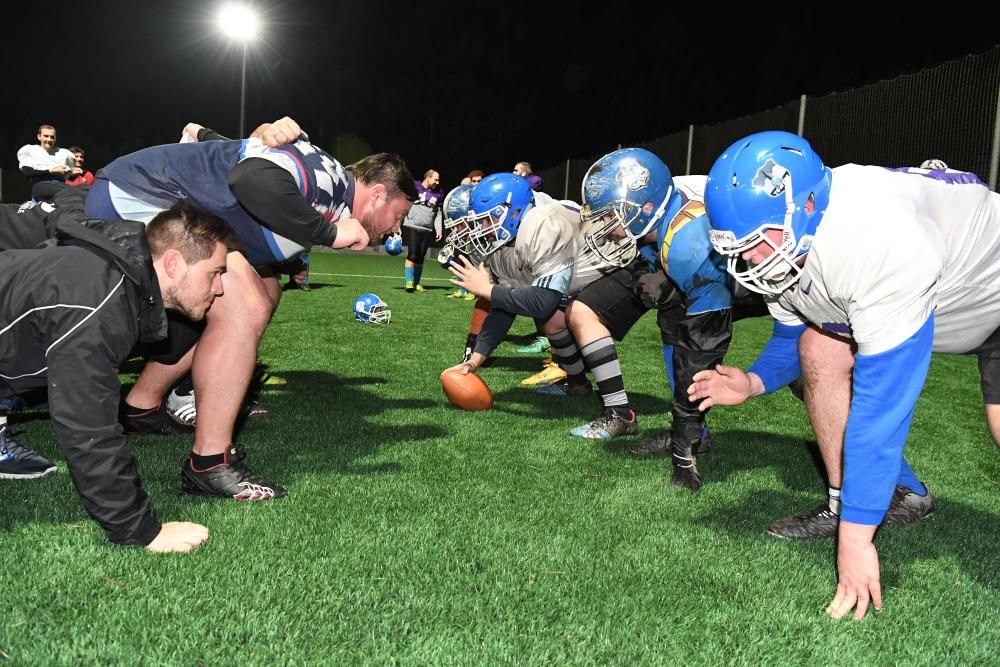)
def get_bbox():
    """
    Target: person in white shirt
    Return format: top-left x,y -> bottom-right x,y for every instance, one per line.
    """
17,124 -> 79,201
690,130 -> 1000,620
